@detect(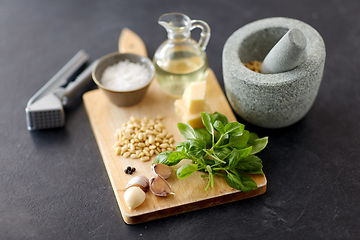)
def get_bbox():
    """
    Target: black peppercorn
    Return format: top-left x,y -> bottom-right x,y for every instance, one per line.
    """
124,166 -> 136,175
